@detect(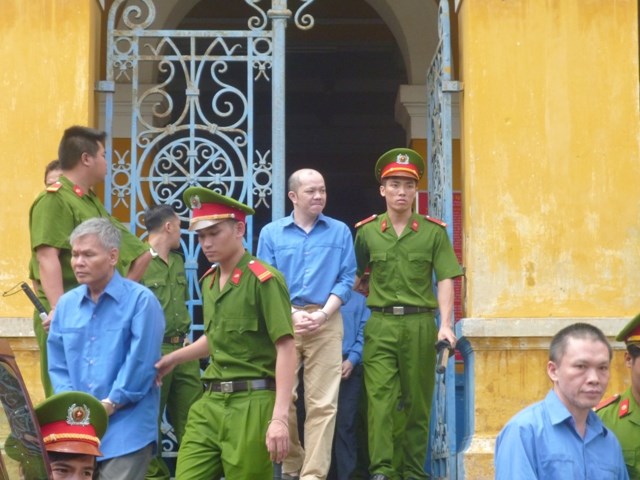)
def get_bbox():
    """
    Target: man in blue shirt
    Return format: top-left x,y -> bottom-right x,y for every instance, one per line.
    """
257,168 -> 356,479
494,323 -> 629,480
330,290 -> 370,480
48,218 -> 165,480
